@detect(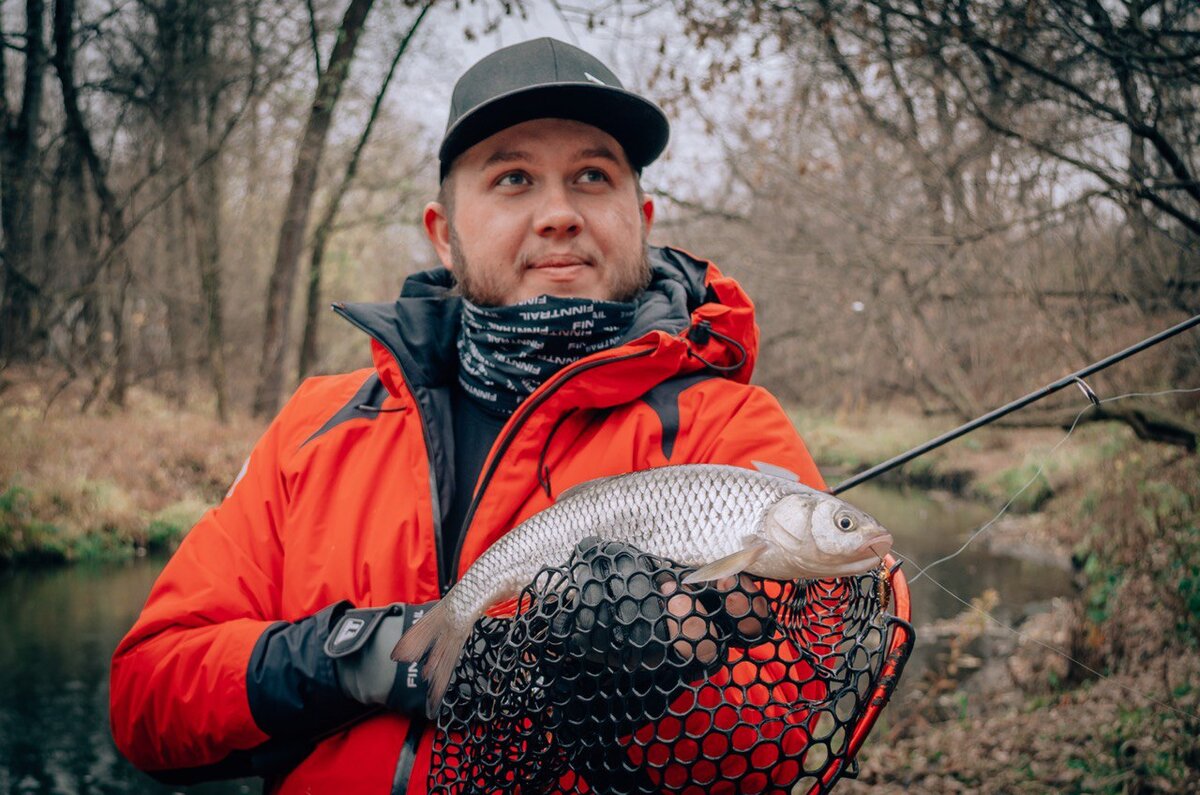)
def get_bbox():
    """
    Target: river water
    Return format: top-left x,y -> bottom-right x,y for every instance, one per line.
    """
0,485 -> 1073,793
